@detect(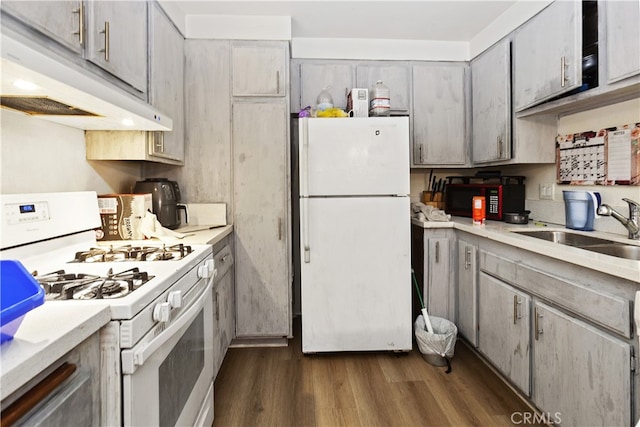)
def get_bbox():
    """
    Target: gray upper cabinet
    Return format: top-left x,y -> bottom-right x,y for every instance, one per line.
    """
412,63 -> 468,166
299,62 -> 355,111
605,0 -> 640,84
471,39 -> 511,164
149,3 -> 184,162
232,41 -> 287,97
513,1 -> 581,111
86,1 -> 147,93
1,1 -> 84,53
356,64 -> 411,113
